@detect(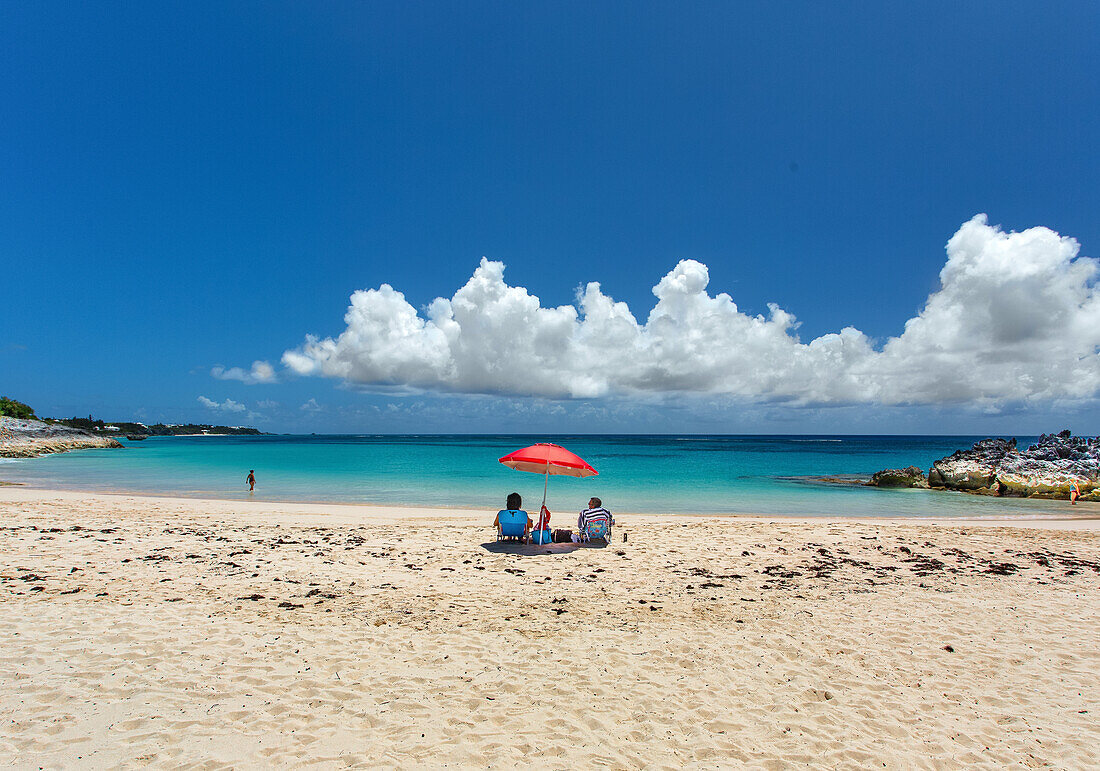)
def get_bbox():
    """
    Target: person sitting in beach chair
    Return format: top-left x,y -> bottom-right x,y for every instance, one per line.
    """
493,492 -> 533,543
577,497 -> 614,543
